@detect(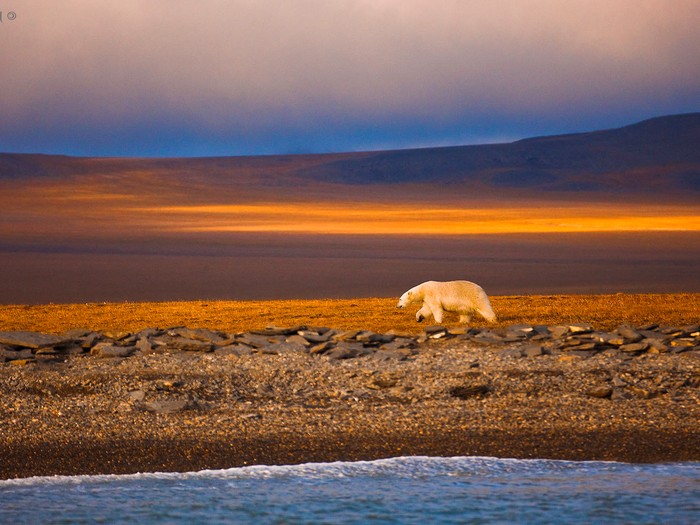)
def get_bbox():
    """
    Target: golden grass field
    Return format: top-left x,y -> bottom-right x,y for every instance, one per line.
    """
1,293 -> 697,335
